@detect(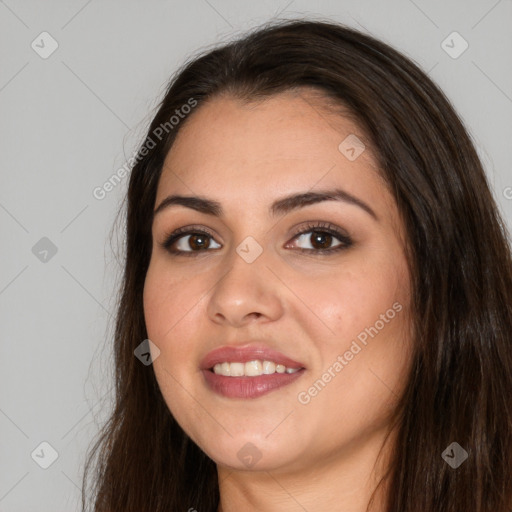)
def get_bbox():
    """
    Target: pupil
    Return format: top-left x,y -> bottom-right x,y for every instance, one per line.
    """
312,231 -> 331,249
190,234 -> 209,250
